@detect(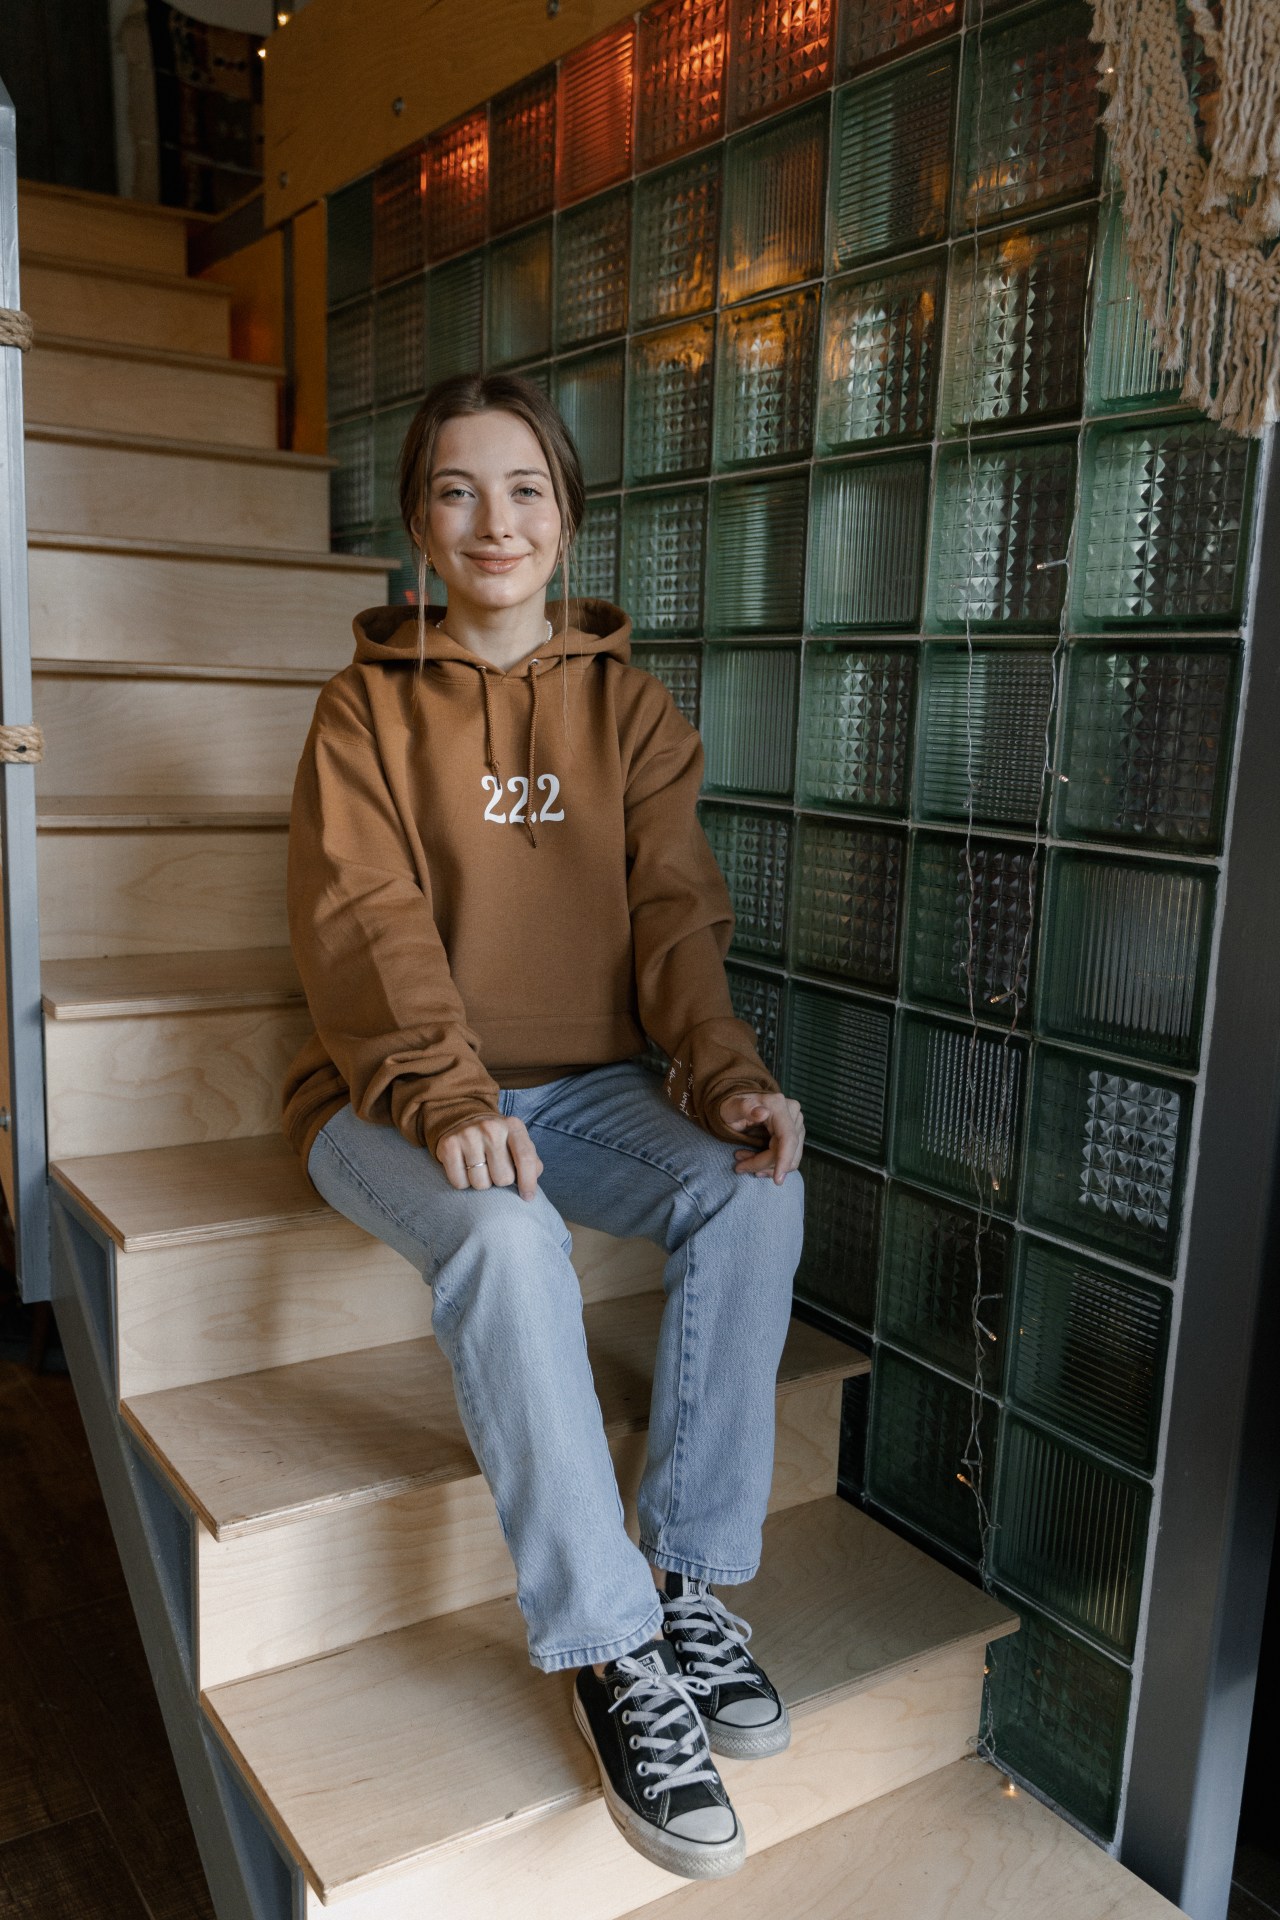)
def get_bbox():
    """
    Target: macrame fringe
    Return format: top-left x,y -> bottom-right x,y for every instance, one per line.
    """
0,307 -> 33,351
0,723 -> 43,763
